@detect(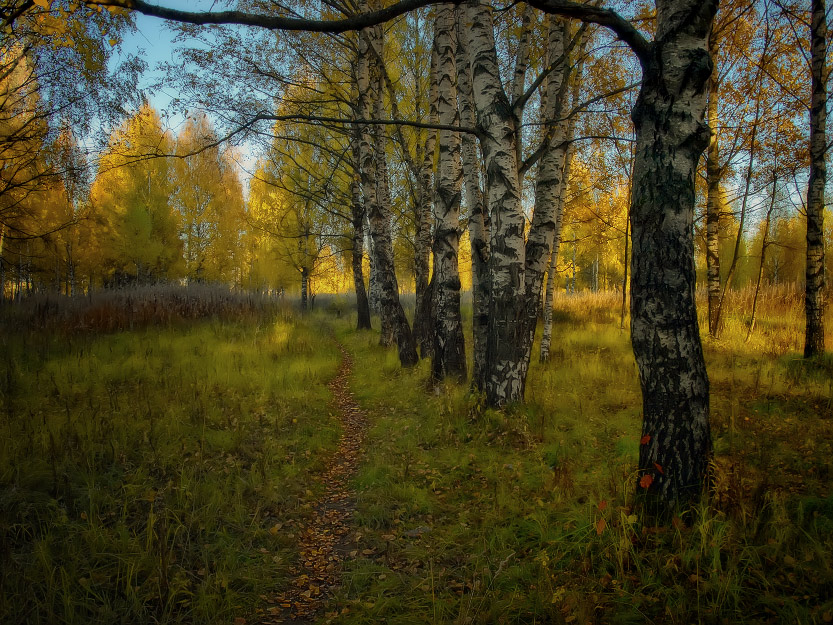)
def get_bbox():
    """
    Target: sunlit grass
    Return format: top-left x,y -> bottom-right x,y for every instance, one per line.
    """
2,285 -> 832,624
329,287 -> 833,624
